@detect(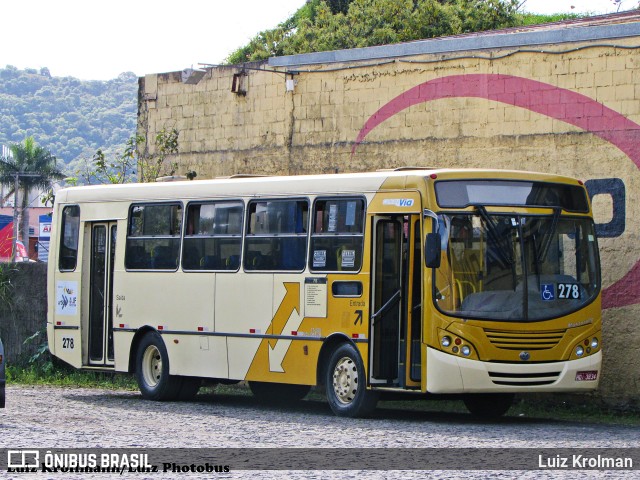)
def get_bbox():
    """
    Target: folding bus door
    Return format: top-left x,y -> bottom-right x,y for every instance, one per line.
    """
88,222 -> 117,367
